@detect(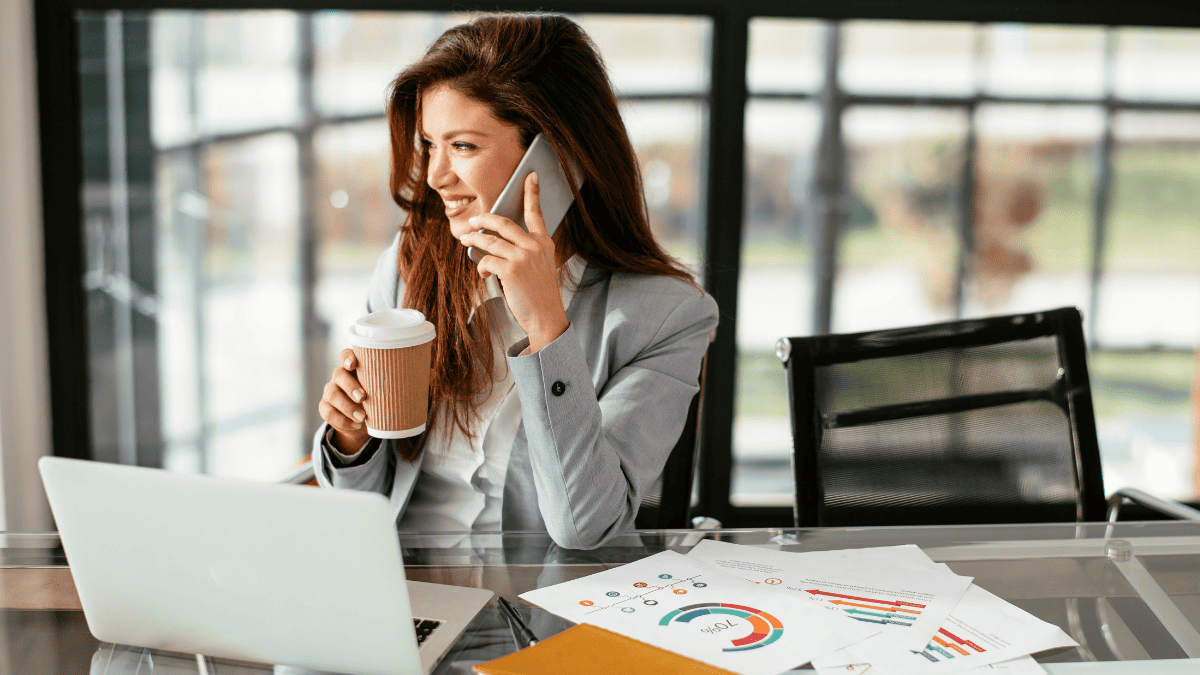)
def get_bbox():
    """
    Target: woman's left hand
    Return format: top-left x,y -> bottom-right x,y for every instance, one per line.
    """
460,171 -> 569,353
